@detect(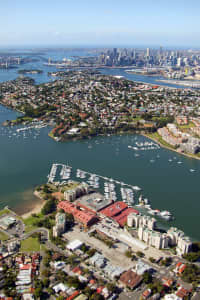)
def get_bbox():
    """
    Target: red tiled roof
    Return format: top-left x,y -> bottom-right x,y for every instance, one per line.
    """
58,201 -> 98,226
97,286 -> 104,294
161,277 -> 173,287
176,262 -> 183,268
113,207 -> 139,227
72,266 -> 82,275
20,264 -> 32,270
89,279 -> 96,285
120,269 -> 142,289
99,201 -> 128,218
143,289 -> 151,298
176,287 -> 190,298
58,201 -> 77,214
66,291 -> 79,300
178,265 -> 186,274
73,210 -> 98,226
